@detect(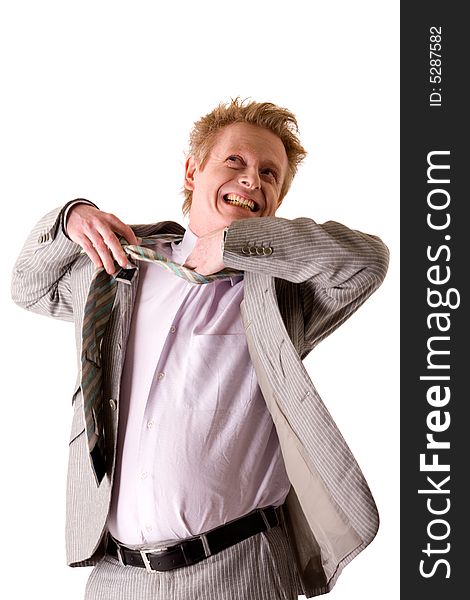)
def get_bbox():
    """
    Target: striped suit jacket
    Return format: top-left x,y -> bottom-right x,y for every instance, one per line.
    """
11,204 -> 389,597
